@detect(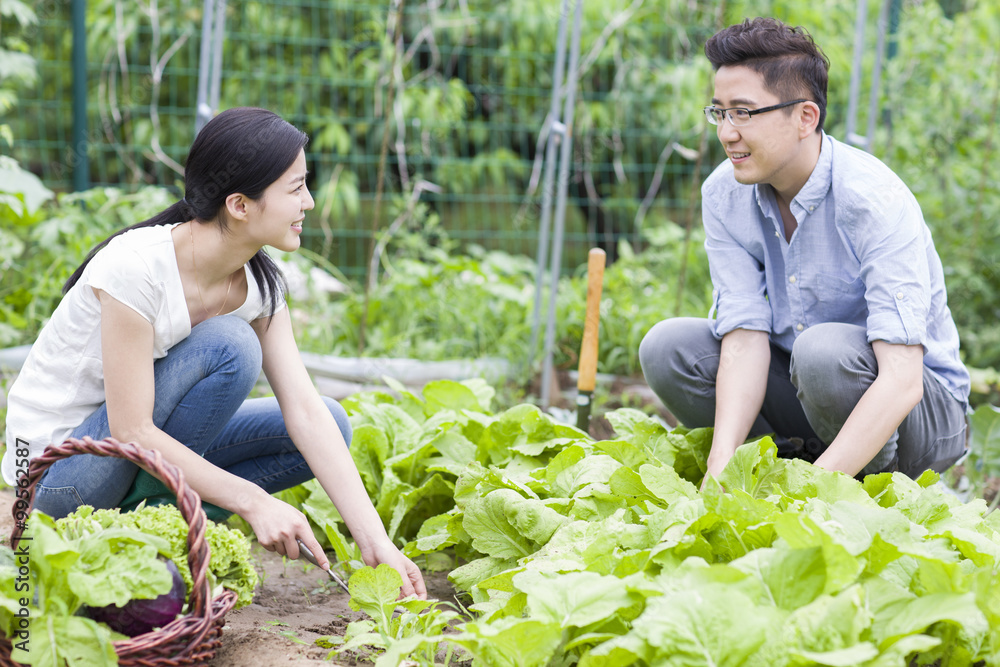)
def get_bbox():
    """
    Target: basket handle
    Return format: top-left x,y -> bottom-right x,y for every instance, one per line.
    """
9,436 -> 213,618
